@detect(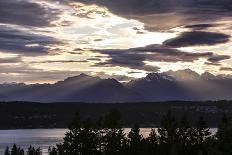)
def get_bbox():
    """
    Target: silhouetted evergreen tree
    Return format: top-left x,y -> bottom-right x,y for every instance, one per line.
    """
216,114 -> 232,155
178,116 -> 191,145
177,115 -> 192,155
27,146 -> 41,155
10,144 -> 25,155
195,117 -> 211,144
4,146 -> 10,155
19,149 -> 24,155
158,111 -> 178,155
40,110 -> 232,155
55,144 -> 65,155
11,144 -> 19,155
191,116 -> 211,155
62,113 -> 101,155
48,147 -> 58,155
127,124 -> 143,155
102,109 -> 126,155
145,128 -> 158,154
